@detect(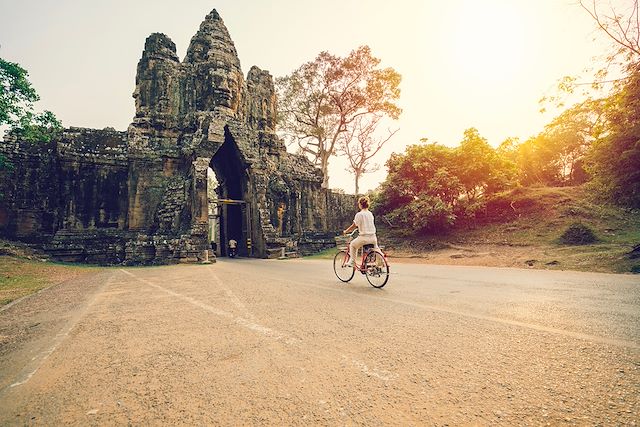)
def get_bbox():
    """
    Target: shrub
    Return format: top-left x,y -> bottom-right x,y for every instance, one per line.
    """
559,222 -> 598,245
627,244 -> 640,260
385,196 -> 456,235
